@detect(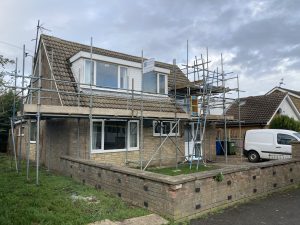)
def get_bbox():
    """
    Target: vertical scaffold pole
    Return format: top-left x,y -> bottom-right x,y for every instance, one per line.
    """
88,37 -> 93,160
26,119 -> 31,180
221,54 -> 228,164
36,48 -> 42,185
140,50 -> 144,170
